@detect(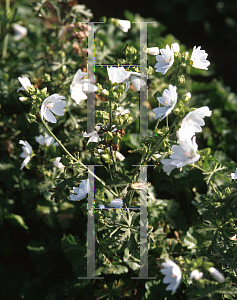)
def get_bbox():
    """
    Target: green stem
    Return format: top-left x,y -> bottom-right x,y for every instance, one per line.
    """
40,113 -> 118,197
143,115 -> 180,164
109,96 -> 112,129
